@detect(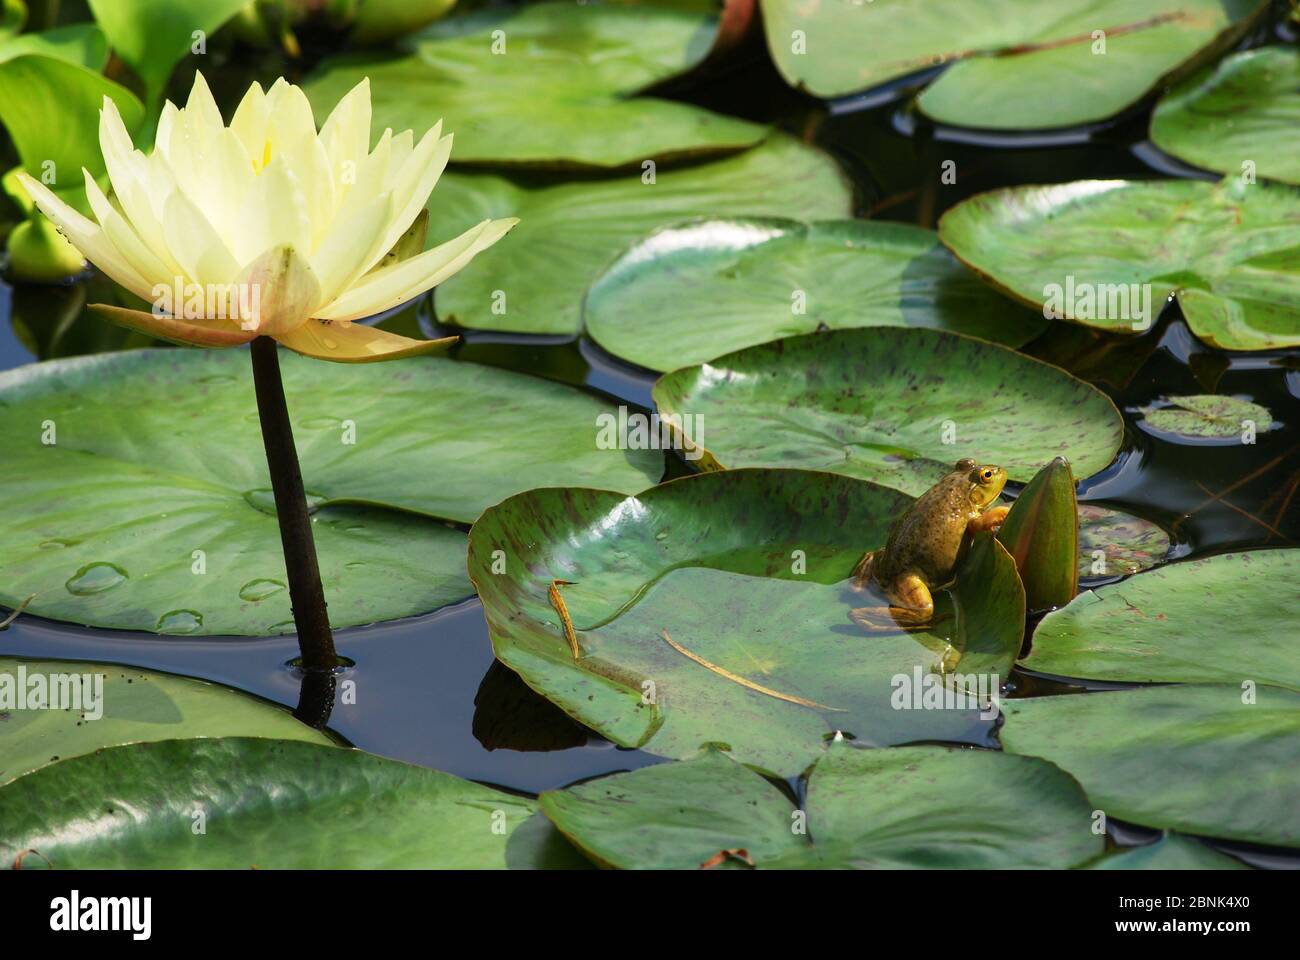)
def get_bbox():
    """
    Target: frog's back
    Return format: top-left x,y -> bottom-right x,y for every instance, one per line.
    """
876,478 -> 971,586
